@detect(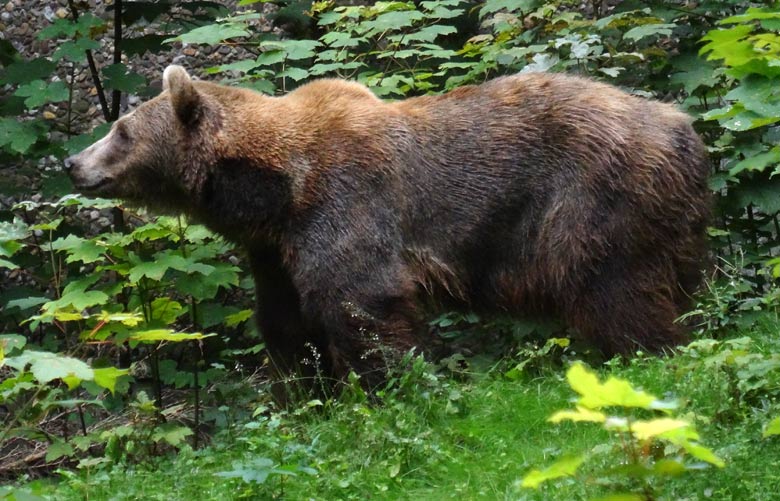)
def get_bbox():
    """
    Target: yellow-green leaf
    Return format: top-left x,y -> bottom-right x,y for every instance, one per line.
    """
96,311 -> 143,326
631,418 -> 691,440
549,406 -> 606,423
566,363 -> 660,410
54,310 -> 85,322
764,417 -> 780,438
521,455 -> 585,489
592,494 -> 644,501
128,329 -> 215,343
93,367 -> 130,394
